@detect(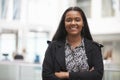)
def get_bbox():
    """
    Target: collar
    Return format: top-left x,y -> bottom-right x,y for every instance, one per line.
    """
65,38 -> 85,48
